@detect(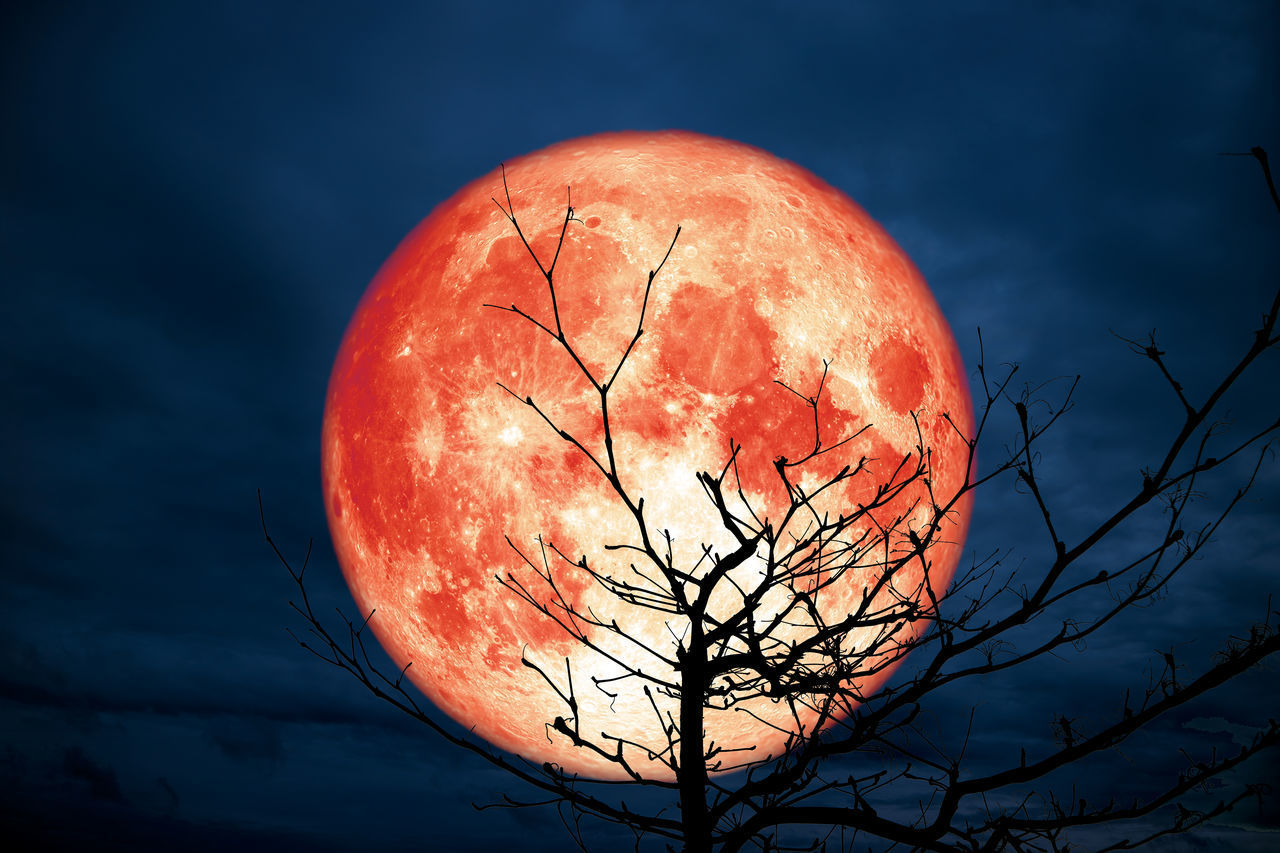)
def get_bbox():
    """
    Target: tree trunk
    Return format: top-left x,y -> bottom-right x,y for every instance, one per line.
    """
679,625 -> 711,853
